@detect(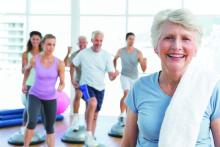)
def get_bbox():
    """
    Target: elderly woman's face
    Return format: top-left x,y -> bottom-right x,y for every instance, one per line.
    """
155,21 -> 197,74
